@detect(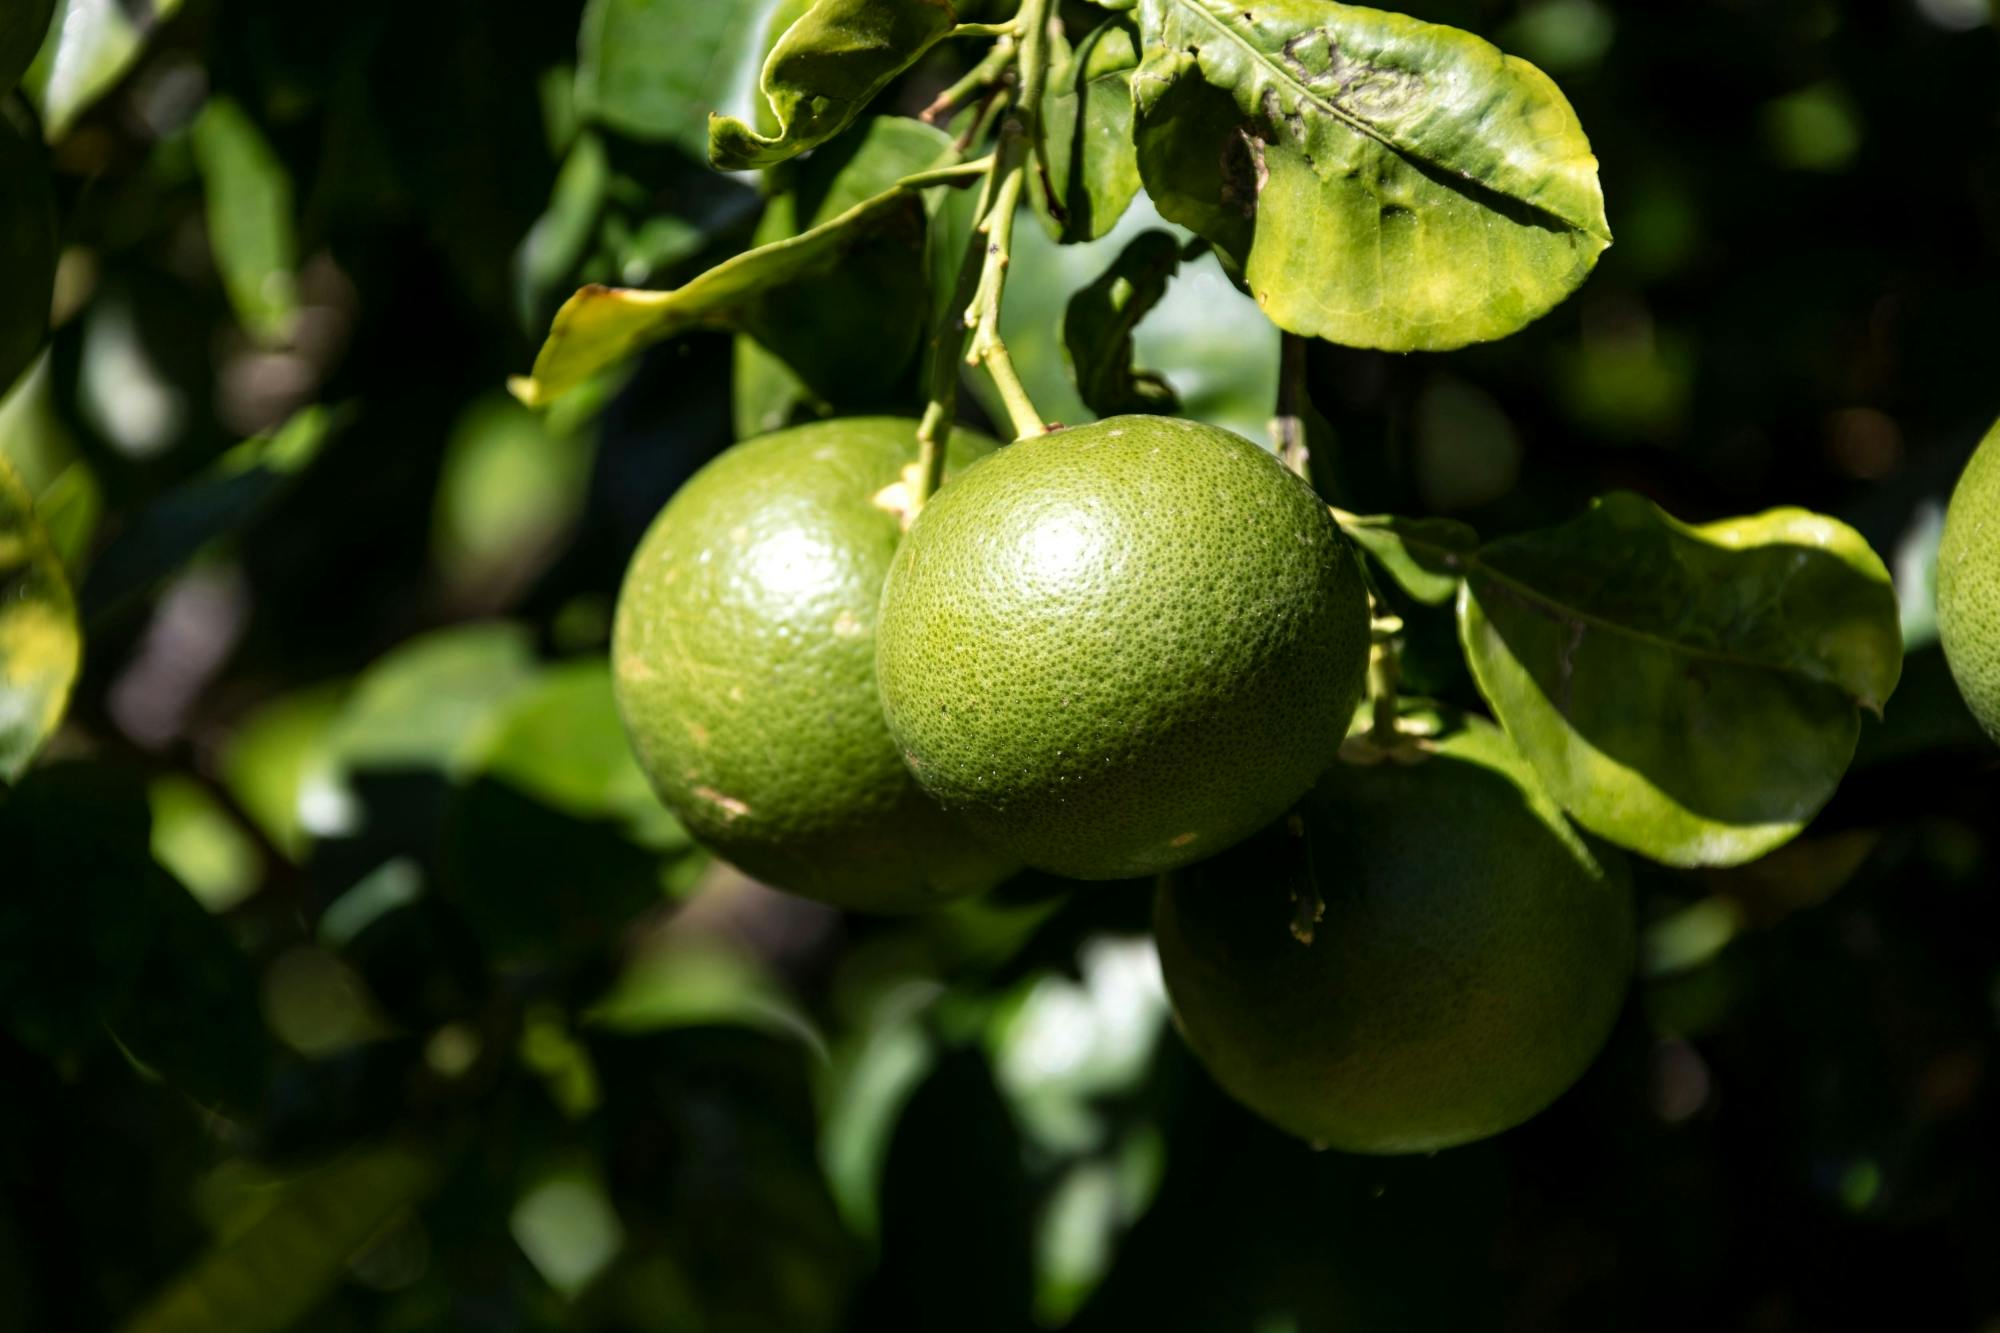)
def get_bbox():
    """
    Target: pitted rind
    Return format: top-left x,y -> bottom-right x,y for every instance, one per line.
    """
874,415 -> 1371,880
611,417 -> 1016,911
1939,422 -> 2000,745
